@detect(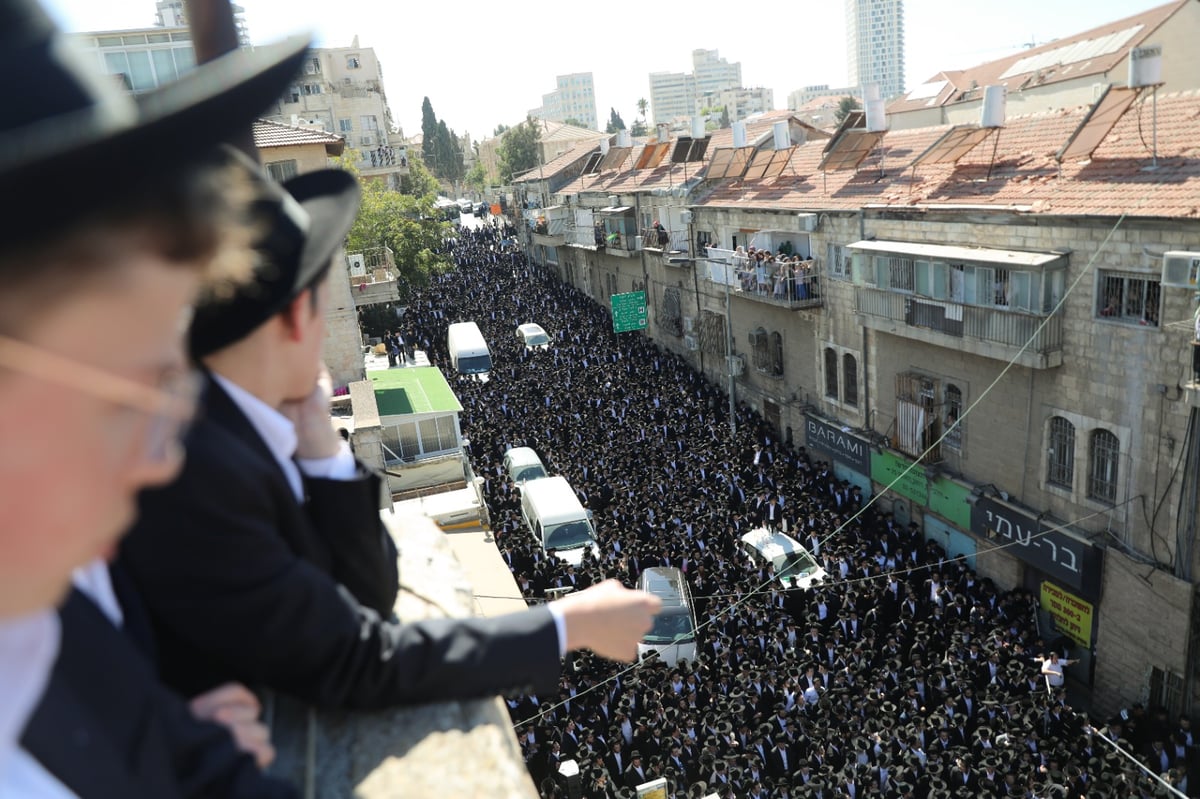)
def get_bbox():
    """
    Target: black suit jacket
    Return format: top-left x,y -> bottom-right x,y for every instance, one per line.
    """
21,590 -> 295,799
121,376 -> 561,710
